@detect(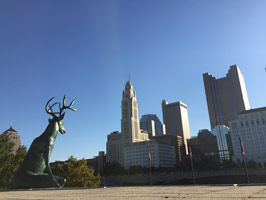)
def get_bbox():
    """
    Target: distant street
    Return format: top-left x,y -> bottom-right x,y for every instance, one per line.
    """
1,185 -> 266,200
